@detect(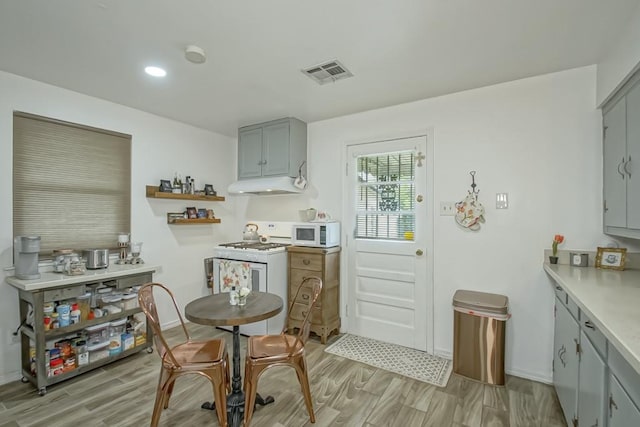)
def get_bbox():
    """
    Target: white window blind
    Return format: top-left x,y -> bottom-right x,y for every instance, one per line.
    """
13,112 -> 131,256
355,150 -> 415,240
